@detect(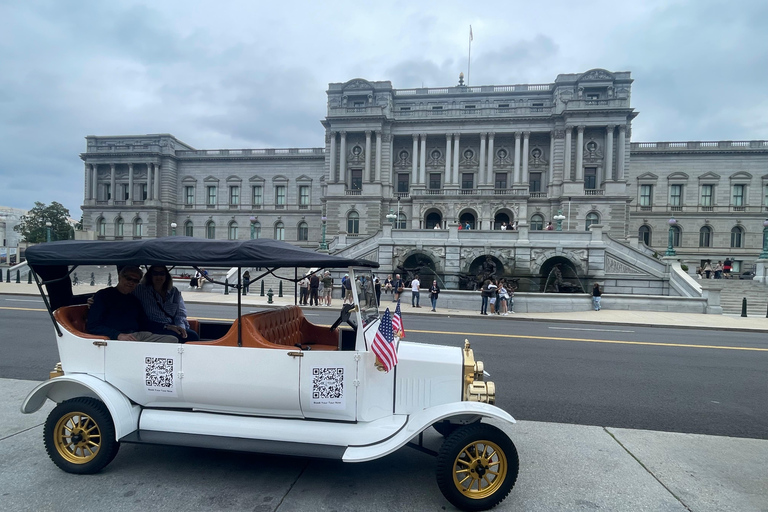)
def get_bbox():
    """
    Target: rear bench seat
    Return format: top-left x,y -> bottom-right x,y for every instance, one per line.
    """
53,304 -> 200,340
241,306 -> 338,350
